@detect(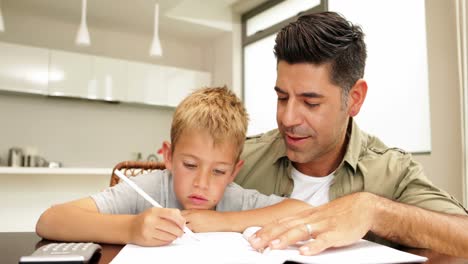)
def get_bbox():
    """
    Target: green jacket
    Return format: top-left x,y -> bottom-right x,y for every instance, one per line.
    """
236,119 -> 467,215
